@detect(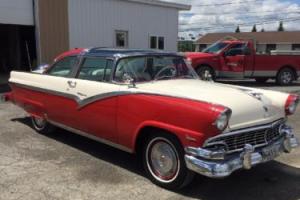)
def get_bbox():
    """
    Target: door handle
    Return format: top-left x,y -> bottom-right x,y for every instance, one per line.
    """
67,80 -> 77,88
